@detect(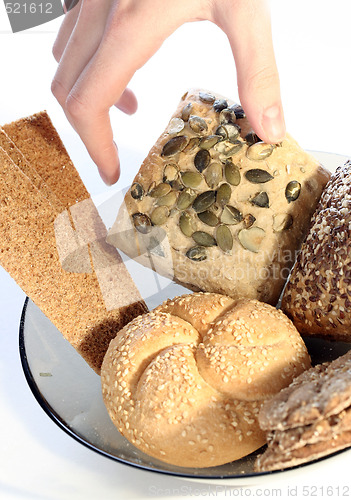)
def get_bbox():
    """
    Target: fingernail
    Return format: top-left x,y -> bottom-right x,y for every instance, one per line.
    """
262,105 -> 286,143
